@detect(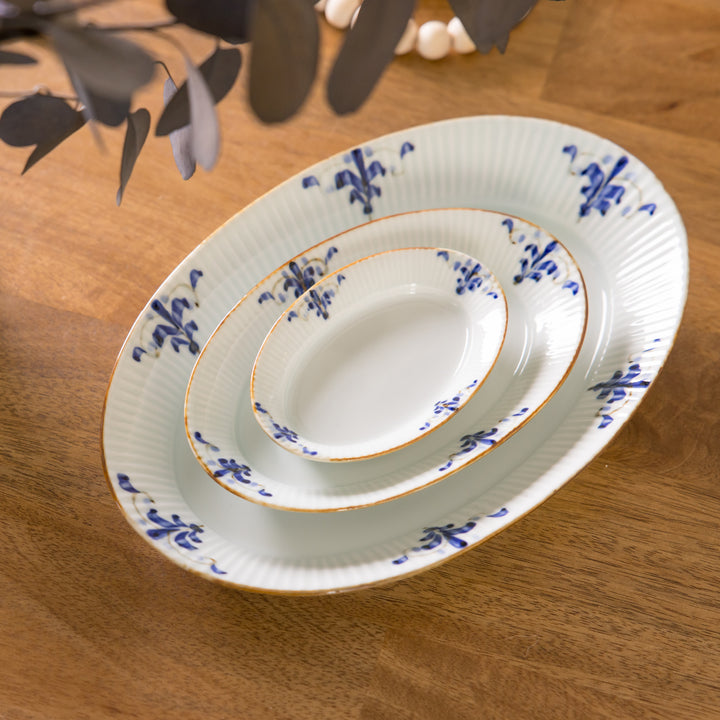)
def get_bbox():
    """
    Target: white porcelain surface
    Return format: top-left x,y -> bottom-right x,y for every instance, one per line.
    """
247,247 -> 507,462
102,116 -> 687,594
184,211 -> 584,510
